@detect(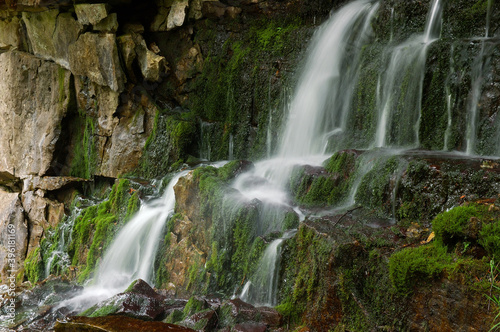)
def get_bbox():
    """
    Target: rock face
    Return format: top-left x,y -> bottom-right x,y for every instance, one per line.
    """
0,51 -> 71,178
0,190 -> 27,284
68,33 -> 125,92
